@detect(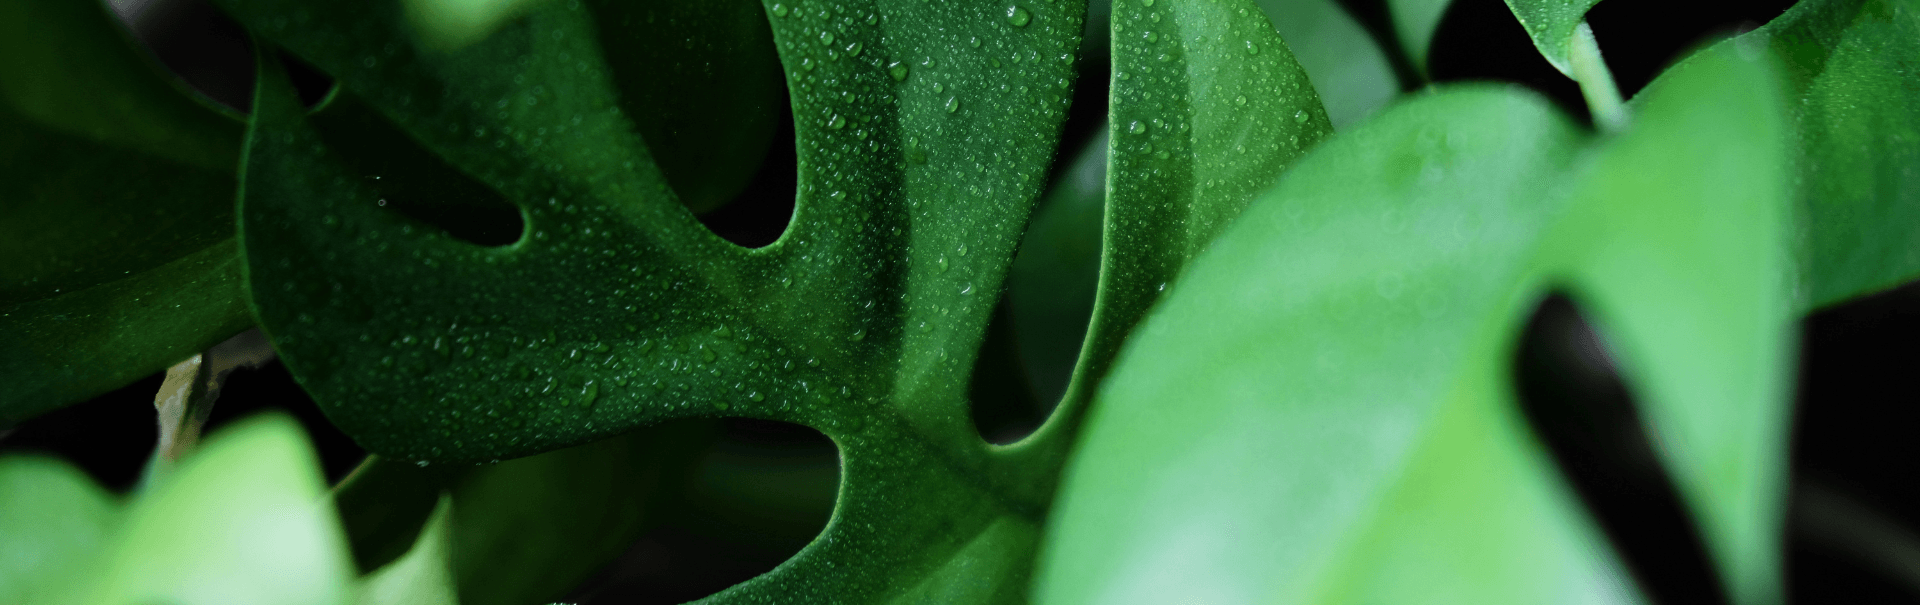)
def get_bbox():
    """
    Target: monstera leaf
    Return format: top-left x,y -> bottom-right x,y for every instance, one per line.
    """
212,0 -> 1329,599
1038,39 -> 1791,605
0,0 -> 251,423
